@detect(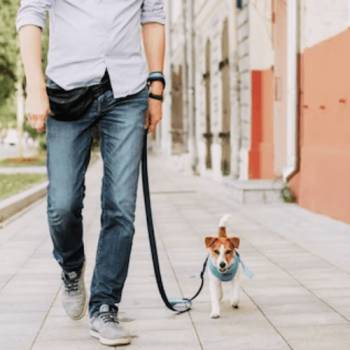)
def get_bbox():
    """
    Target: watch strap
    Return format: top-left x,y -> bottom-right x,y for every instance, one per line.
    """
147,71 -> 166,88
